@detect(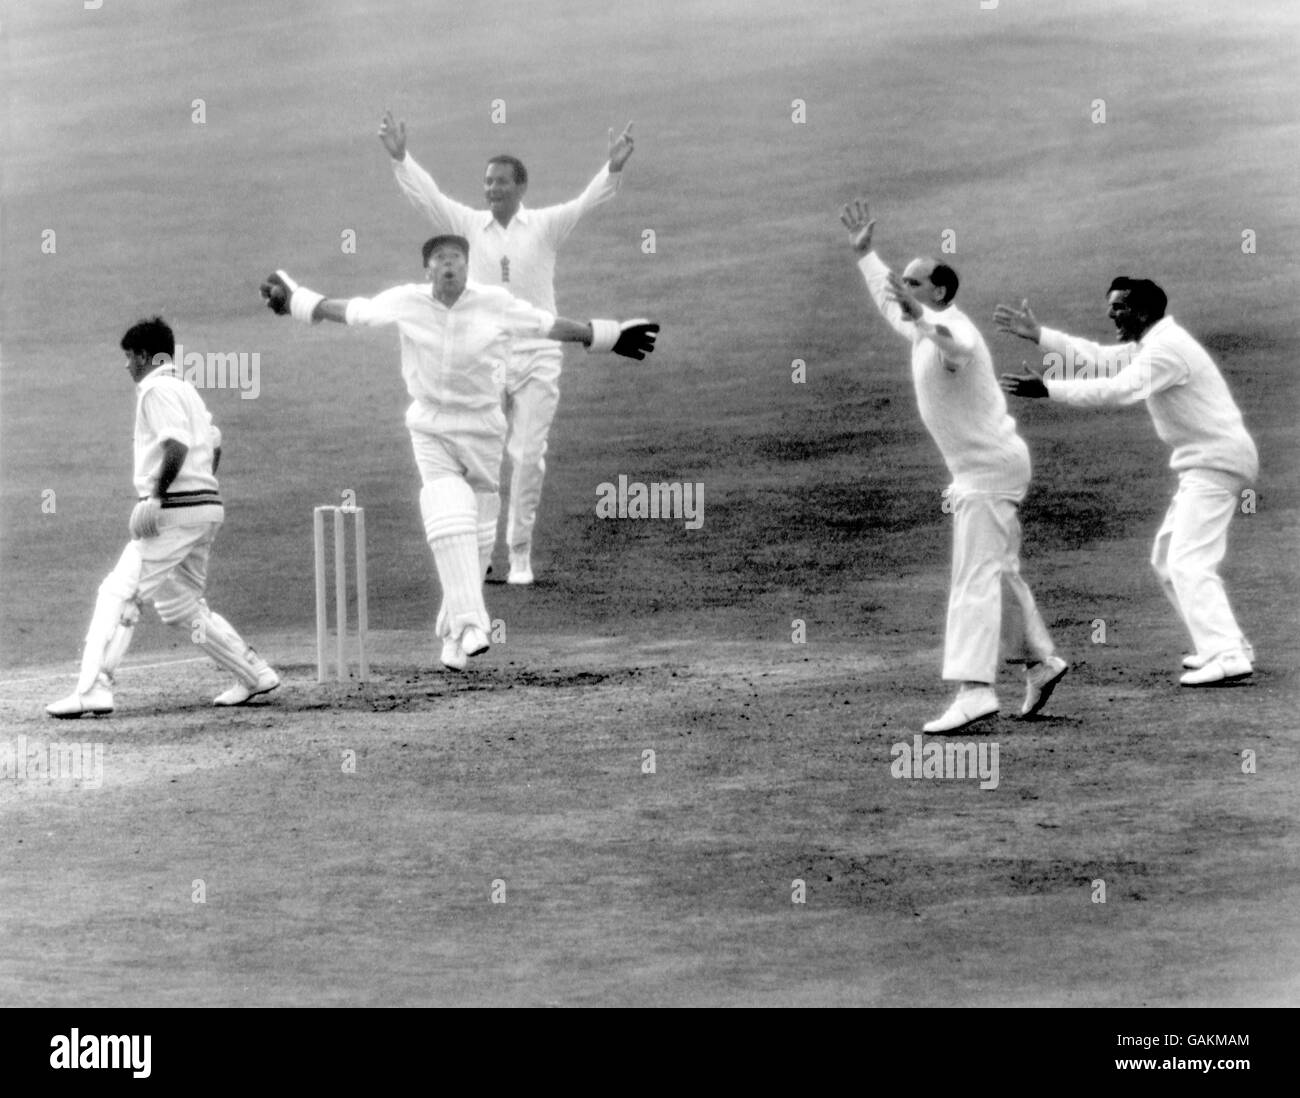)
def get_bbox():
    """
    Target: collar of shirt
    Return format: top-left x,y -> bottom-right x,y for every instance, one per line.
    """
1139,315 -> 1175,346
480,205 -> 531,232
429,281 -> 495,310
137,362 -> 181,387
